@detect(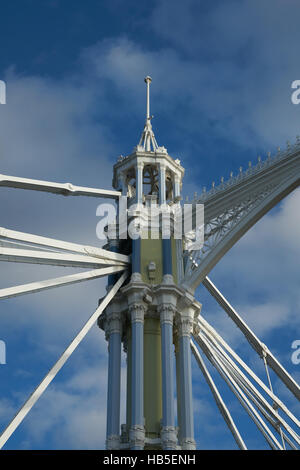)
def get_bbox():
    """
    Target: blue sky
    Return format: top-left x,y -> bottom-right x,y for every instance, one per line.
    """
0,0 -> 299,450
